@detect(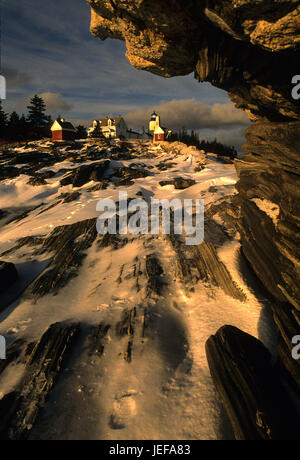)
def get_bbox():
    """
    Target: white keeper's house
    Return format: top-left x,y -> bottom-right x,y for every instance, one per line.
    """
88,116 -> 128,139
